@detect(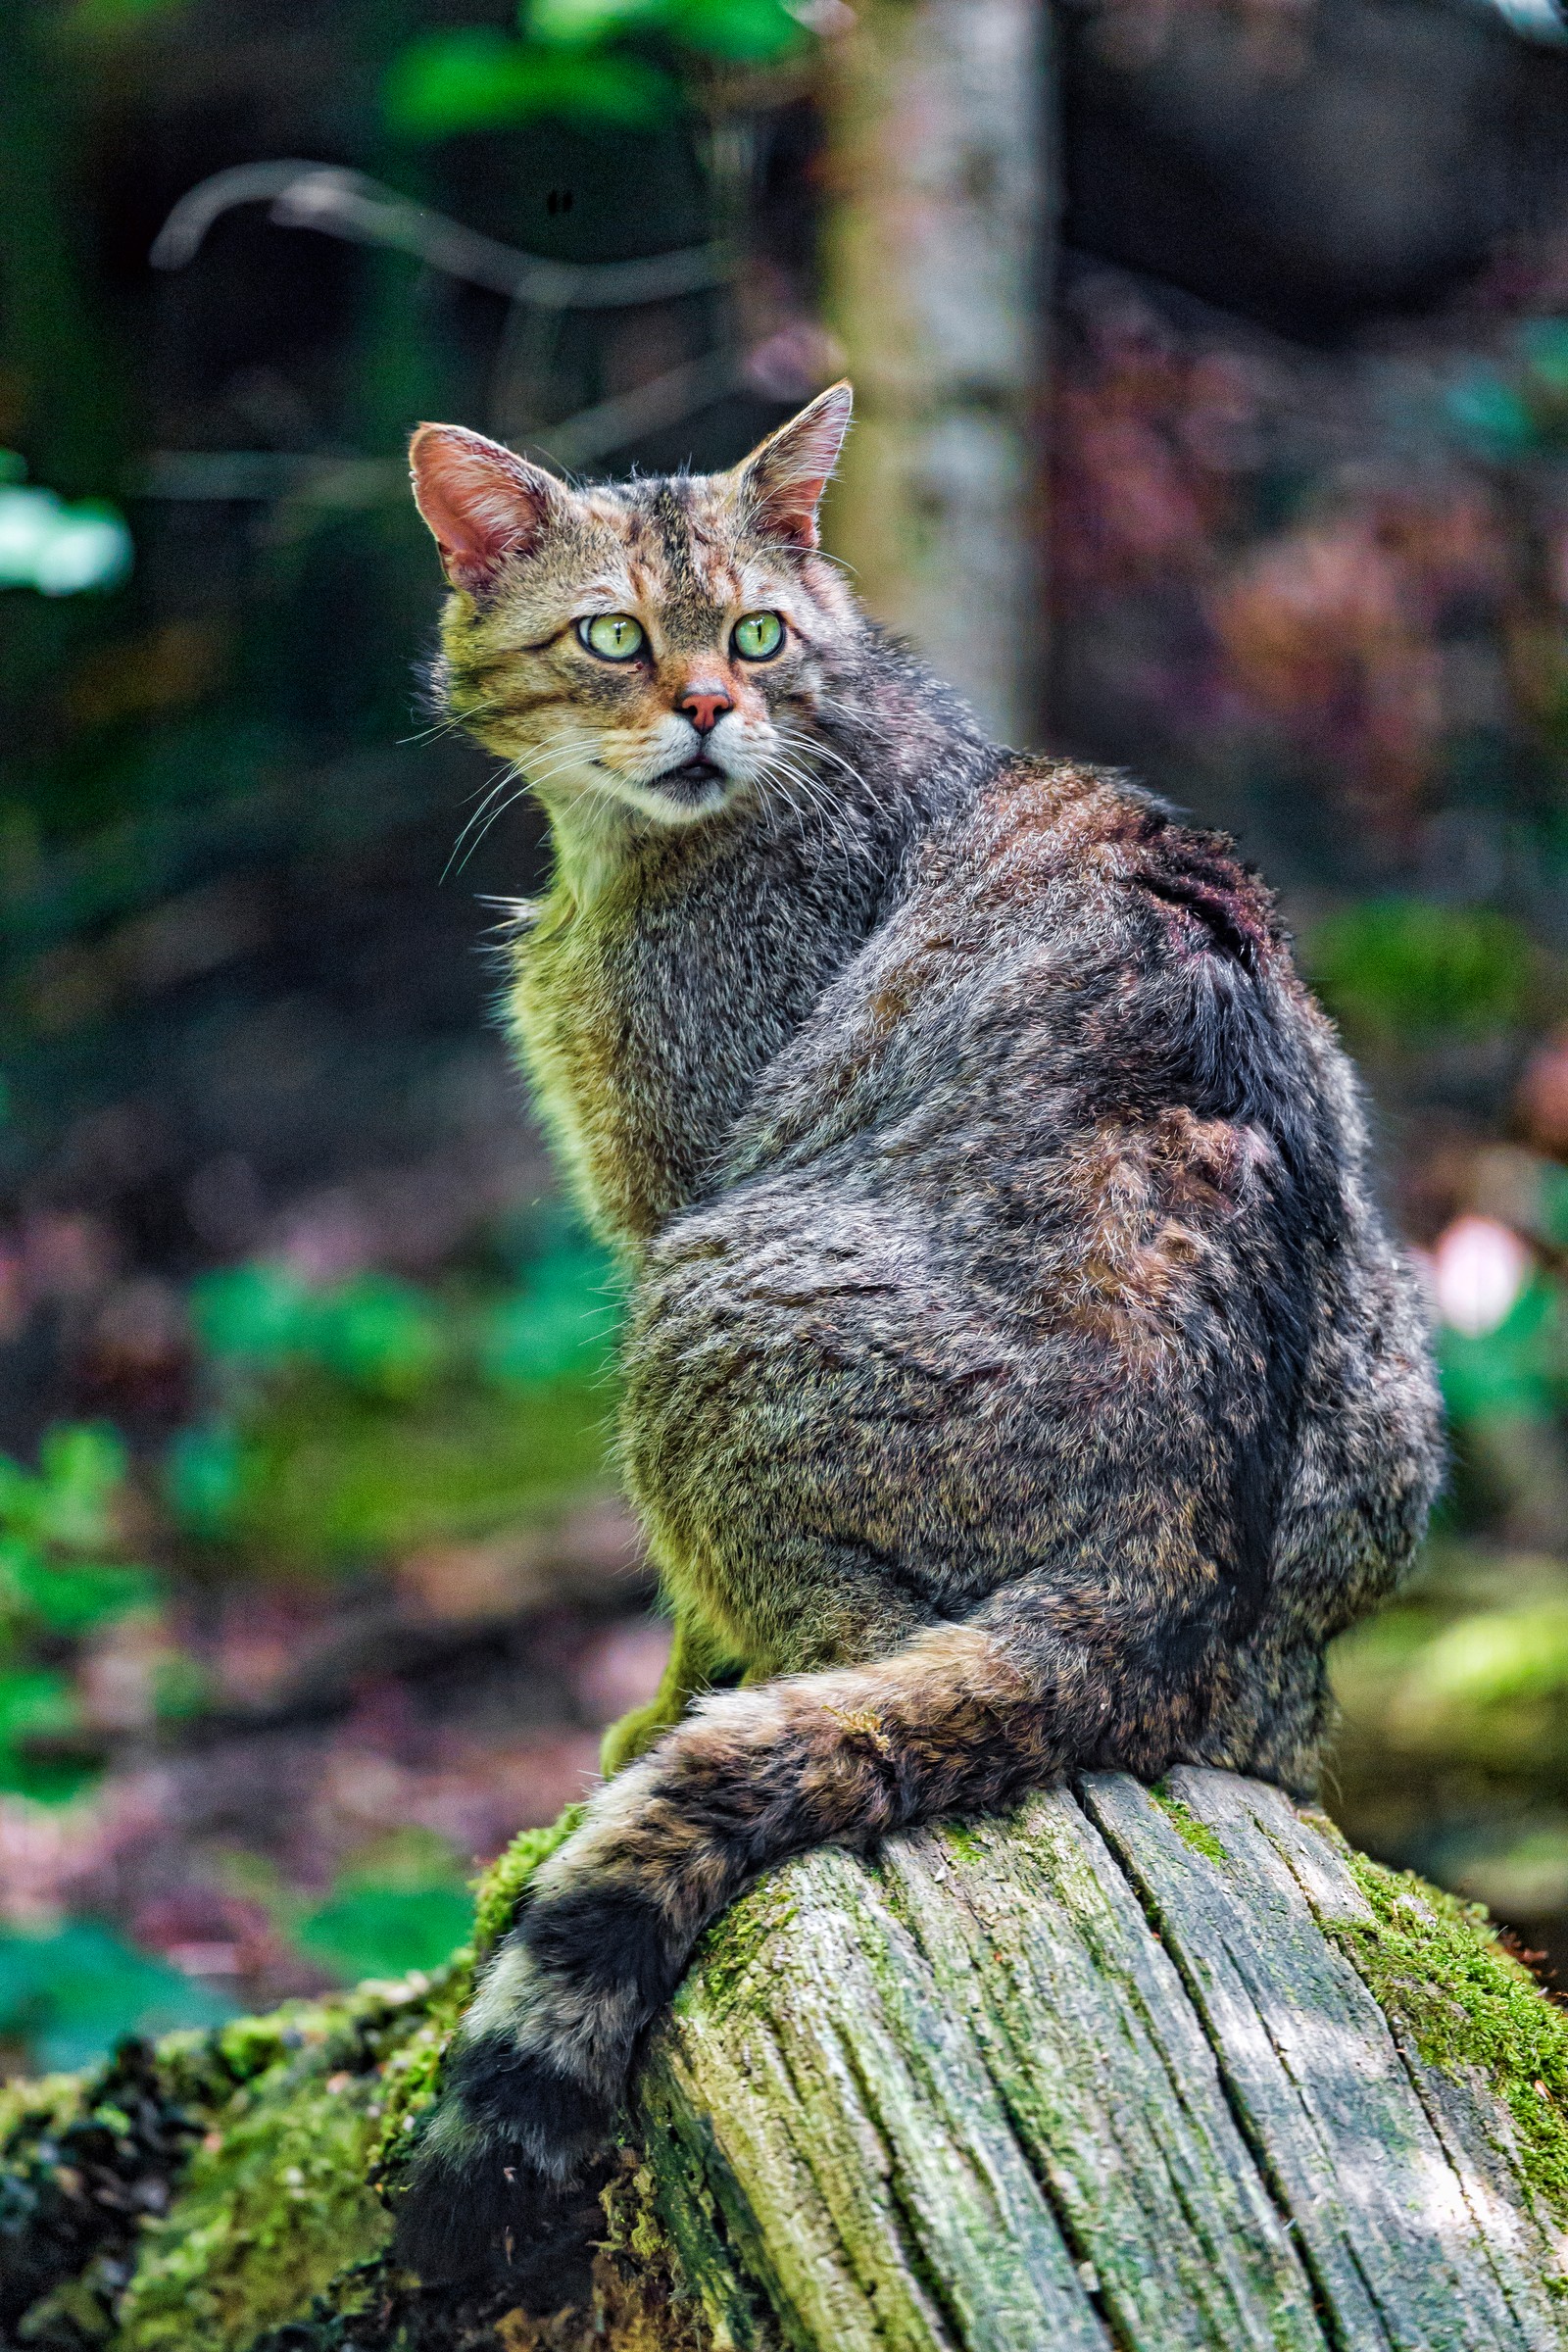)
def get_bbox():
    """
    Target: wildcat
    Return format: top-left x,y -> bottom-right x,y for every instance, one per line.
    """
396,382 -> 1442,2276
